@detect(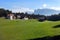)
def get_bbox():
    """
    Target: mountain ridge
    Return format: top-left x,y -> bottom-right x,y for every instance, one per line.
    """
34,8 -> 60,16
